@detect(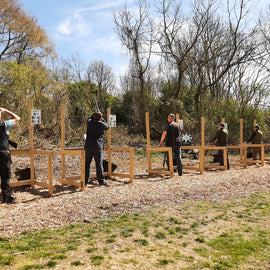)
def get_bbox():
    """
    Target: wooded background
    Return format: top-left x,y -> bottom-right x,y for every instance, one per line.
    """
1,0 -> 270,146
